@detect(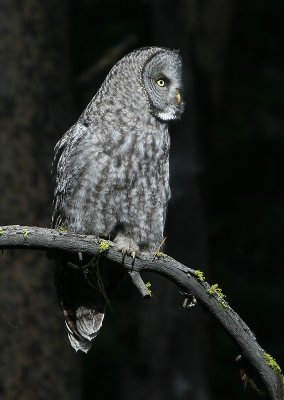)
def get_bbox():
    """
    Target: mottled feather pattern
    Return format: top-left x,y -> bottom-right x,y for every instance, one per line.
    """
52,47 -> 184,352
